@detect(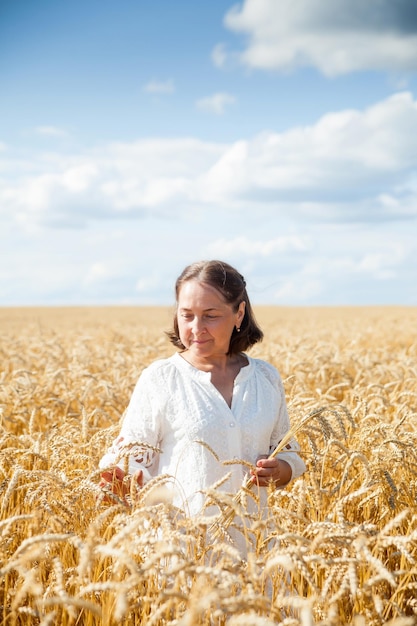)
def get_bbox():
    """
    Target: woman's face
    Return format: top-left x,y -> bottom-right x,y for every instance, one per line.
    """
177,279 -> 245,359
